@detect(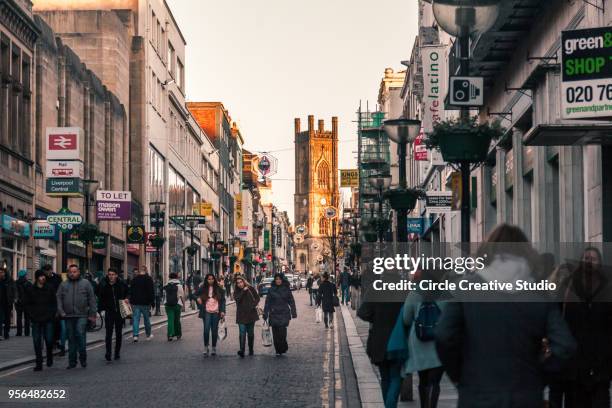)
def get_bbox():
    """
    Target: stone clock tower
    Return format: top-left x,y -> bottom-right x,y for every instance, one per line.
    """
294,115 -> 339,275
